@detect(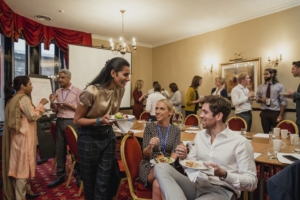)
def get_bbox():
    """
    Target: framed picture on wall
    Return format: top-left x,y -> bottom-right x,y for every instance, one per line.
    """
220,58 -> 261,96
